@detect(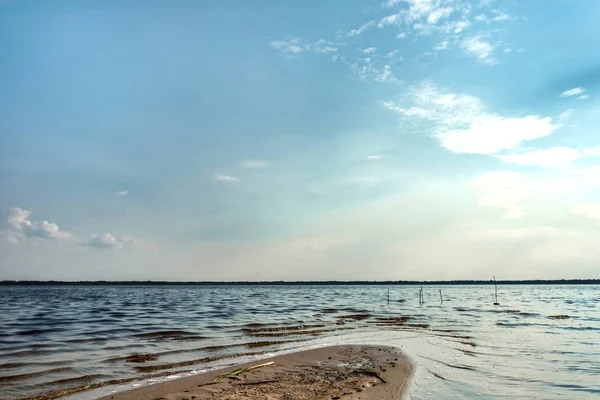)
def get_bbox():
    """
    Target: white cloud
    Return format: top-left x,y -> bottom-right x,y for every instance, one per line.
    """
427,6 -> 454,24
348,20 -> 376,36
269,39 -> 304,54
471,172 -> 530,218
384,82 -> 559,155
485,227 -> 567,239
270,0 -> 517,75
475,12 -> 511,23
240,159 -> 270,169
470,166 -> 600,222
5,207 -> 70,242
363,47 -> 377,54
269,38 -> 340,56
378,13 -> 401,28
558,109 -> 573,122
383,0 -> 402,7
377,0 -> 478,40
451,20 -> 471,33
583,147 -> 600,156
434,40 -> 450,50
350,61 -> 396,83
560,87 -> 585,98
367,155 -> 384,159
214,174 -> 239,182
115,190 -> 128,196
81,233 -> 135,249
461,36 -> 496,64
495,147 -> 580,168
579,94 -> 590,100
438,115 -> 556,154
311,40 -> 339,54
569,203 -> 600,220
